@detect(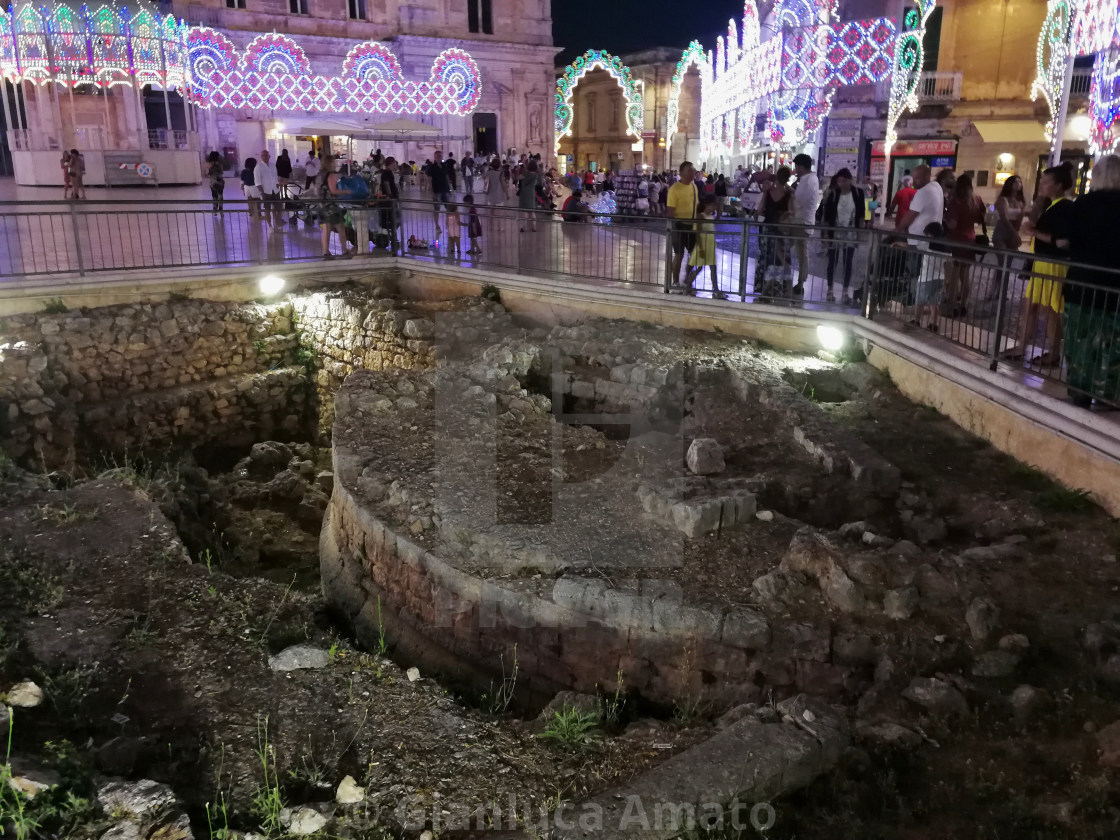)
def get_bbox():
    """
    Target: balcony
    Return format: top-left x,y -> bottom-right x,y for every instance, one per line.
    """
875,70 -> 962,105
1070,67 -> 1093,98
